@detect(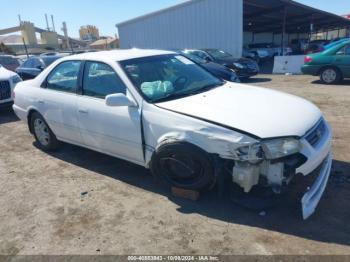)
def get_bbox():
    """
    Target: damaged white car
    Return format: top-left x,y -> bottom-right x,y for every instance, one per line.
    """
13,49 -> 332,219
